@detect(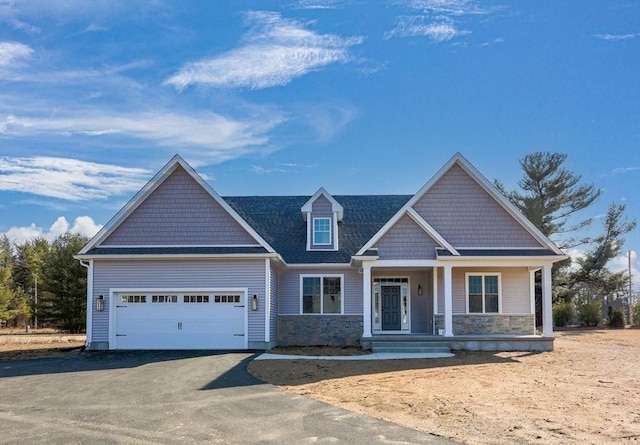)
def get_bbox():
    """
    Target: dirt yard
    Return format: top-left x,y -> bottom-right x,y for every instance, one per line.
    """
0,330 -> 85,361
249,329 -> 640,445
